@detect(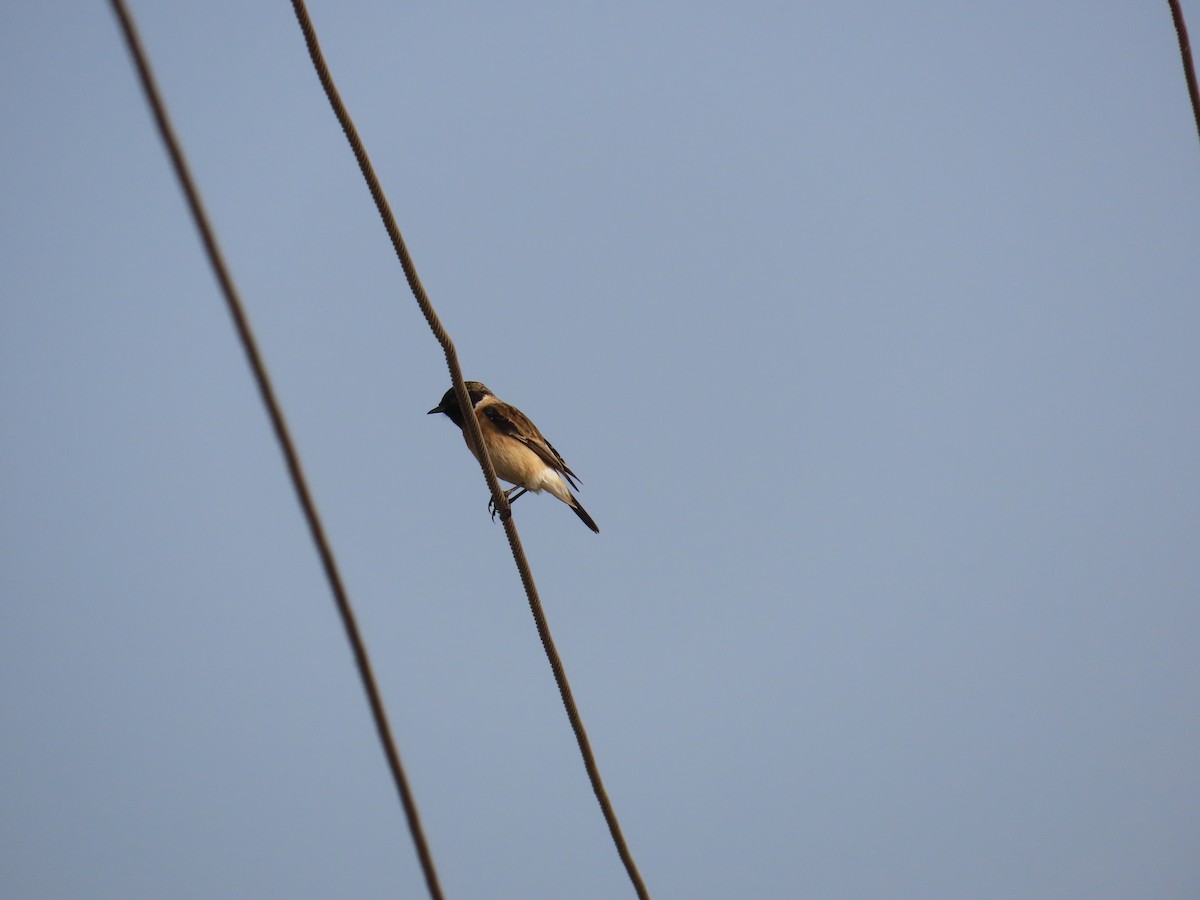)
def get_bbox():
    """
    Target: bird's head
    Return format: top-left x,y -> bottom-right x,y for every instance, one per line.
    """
427,381 -> 493,427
